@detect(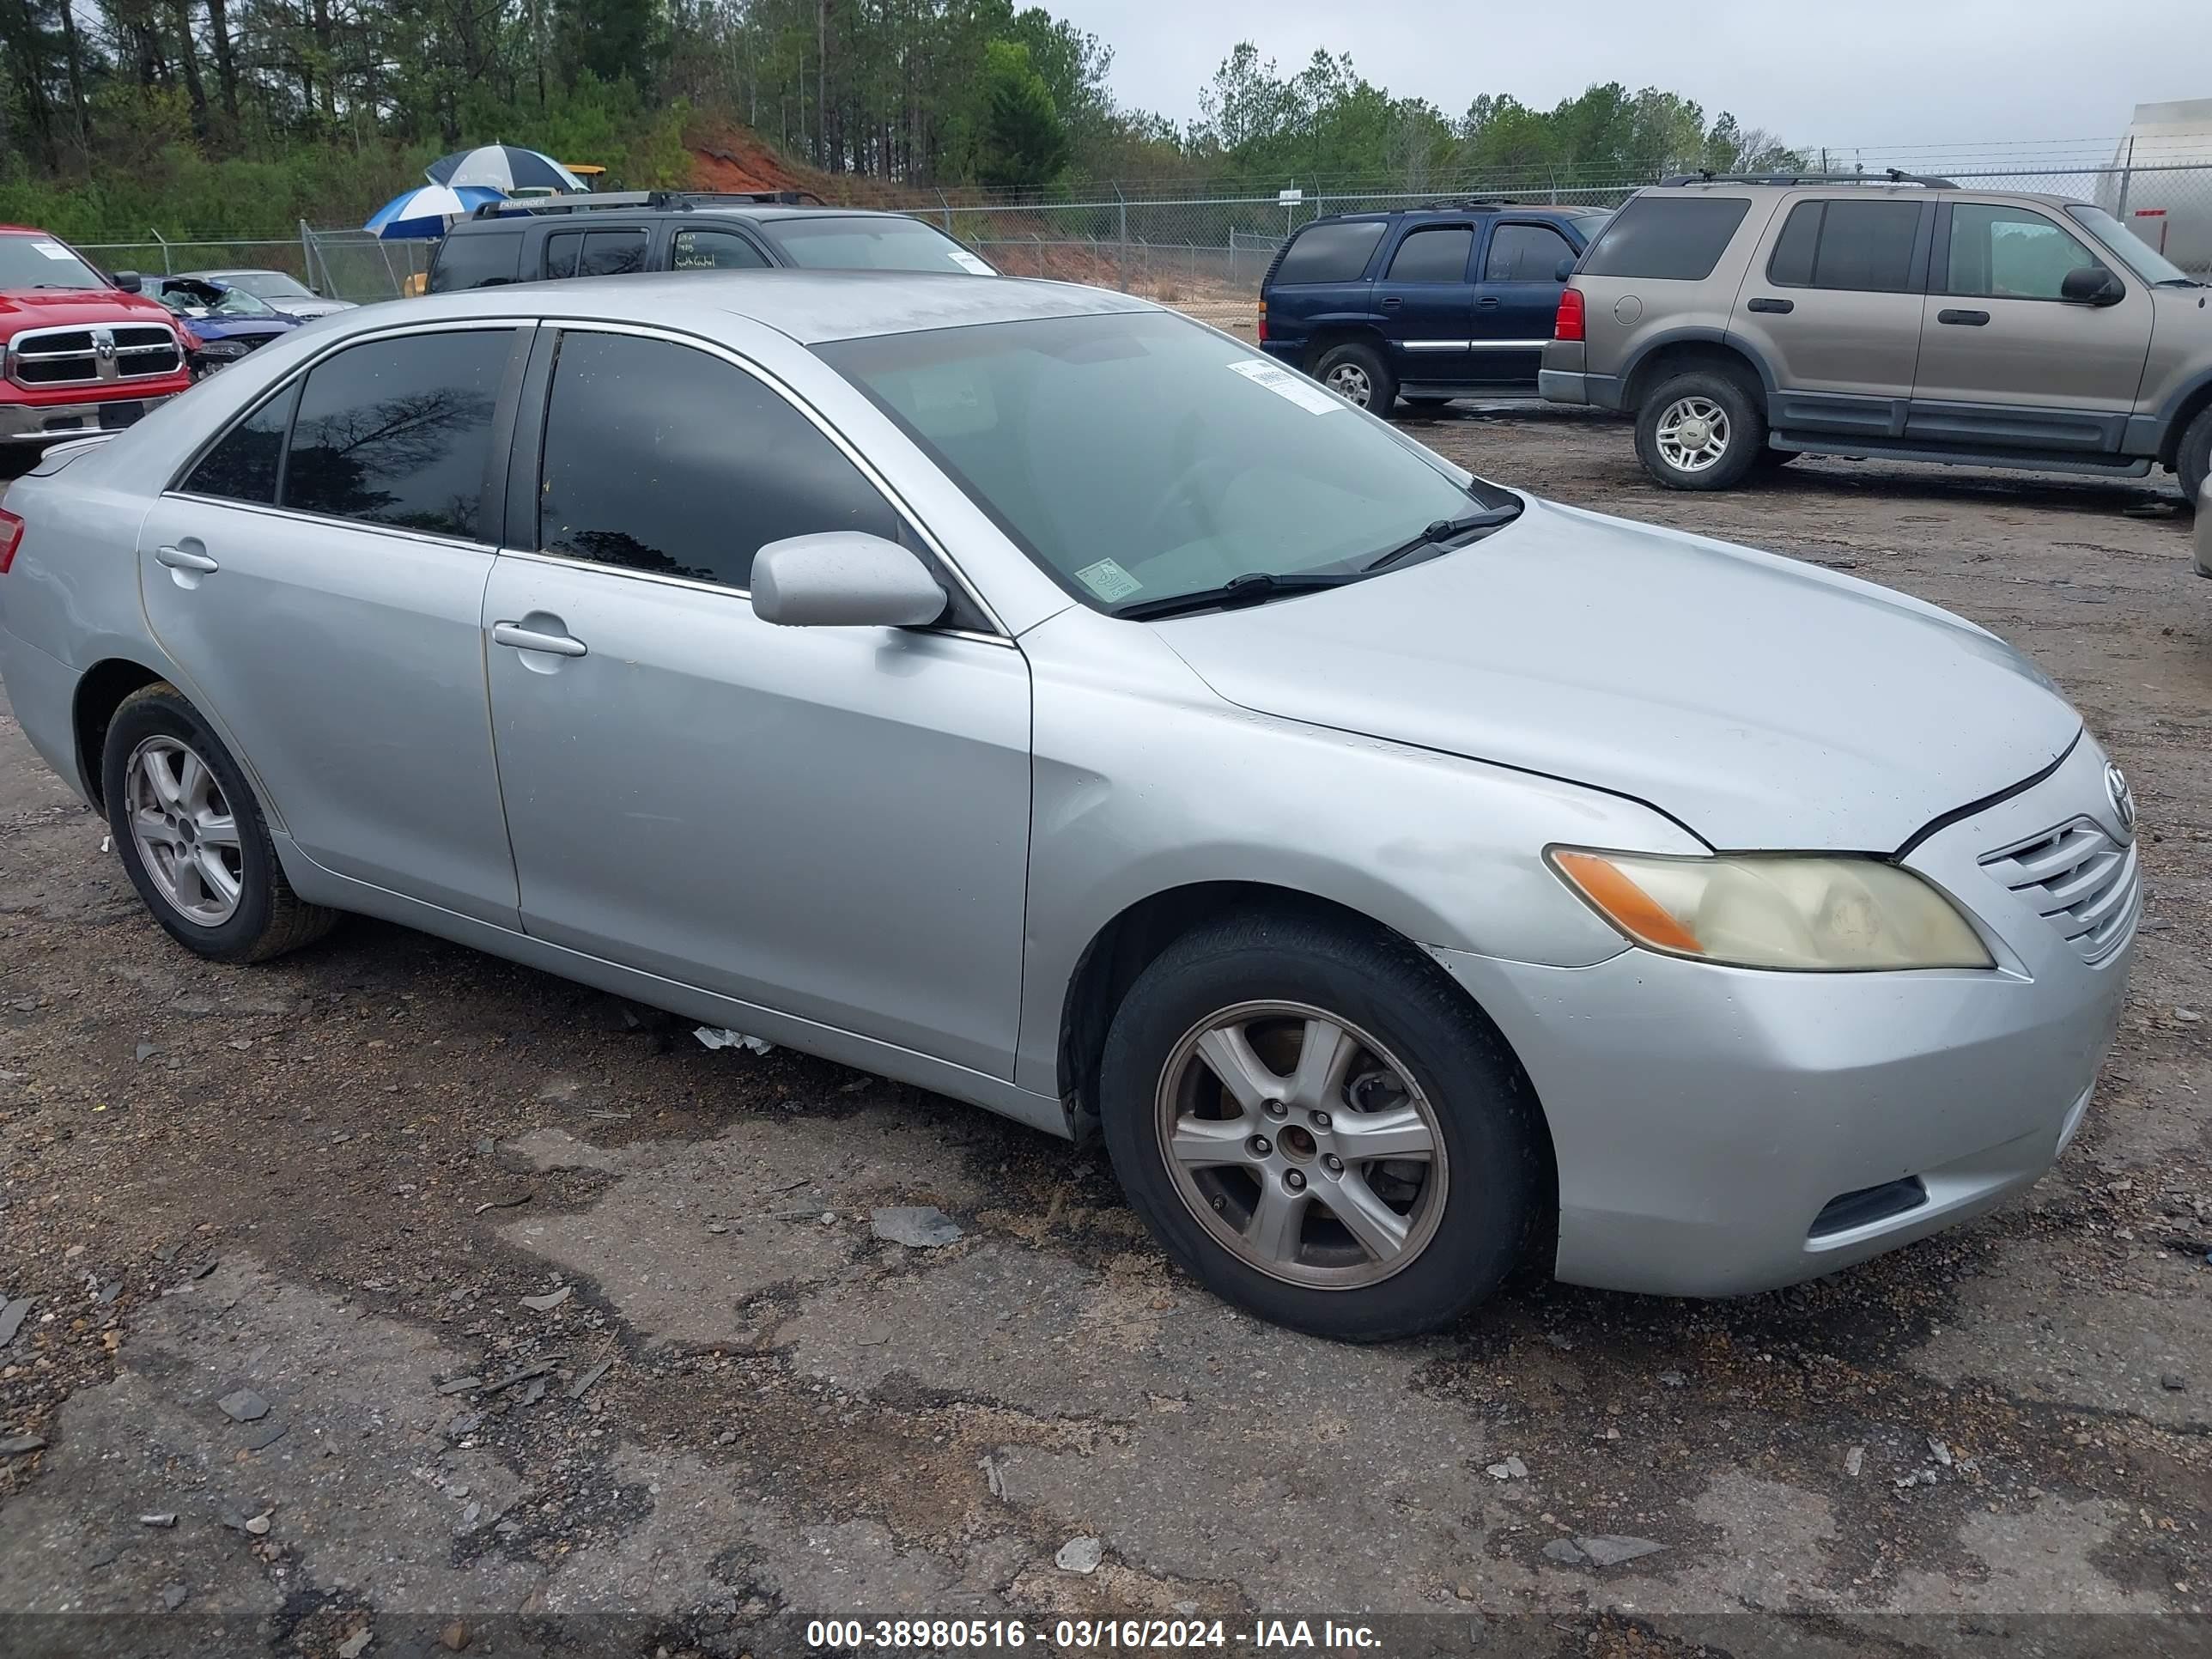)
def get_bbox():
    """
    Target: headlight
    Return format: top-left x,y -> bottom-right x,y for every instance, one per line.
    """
1547,848 -> 1992,971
